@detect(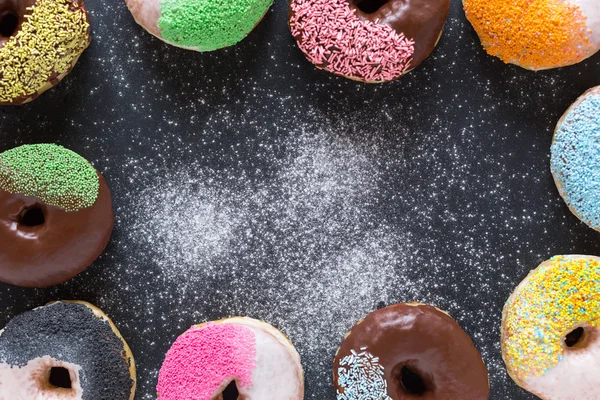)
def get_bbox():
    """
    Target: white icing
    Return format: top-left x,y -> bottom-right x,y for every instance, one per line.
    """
569,0 -> 600,48
210,318 -> 303,400
526,327 -> 600,400
125,0 -> 162,38
0,356 -> 83,400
